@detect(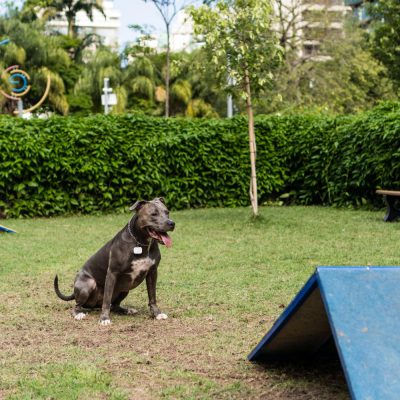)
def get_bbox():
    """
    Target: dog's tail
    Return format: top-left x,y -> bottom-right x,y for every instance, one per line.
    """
54,275 -> 75,301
